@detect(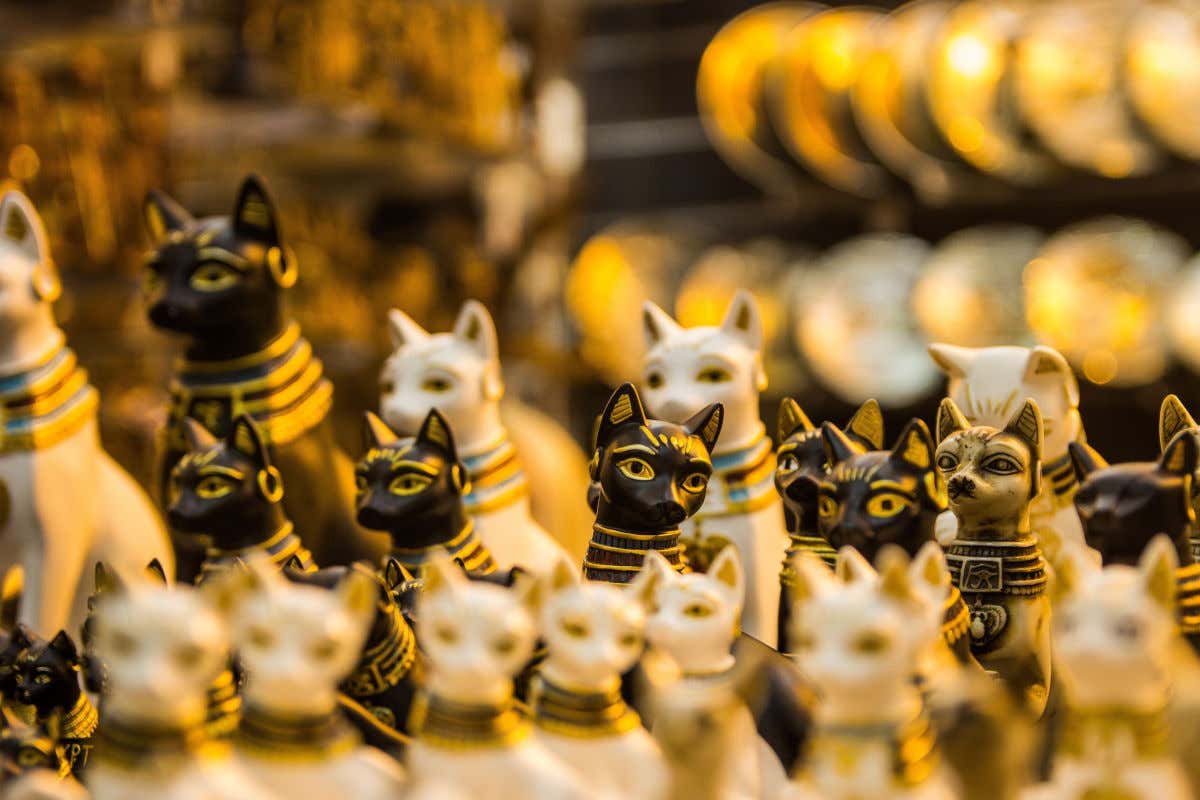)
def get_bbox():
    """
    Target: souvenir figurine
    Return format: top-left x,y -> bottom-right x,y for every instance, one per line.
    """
169,414 -> 315,582
142,175 -> 387,579
405,552 -> 591,799
936,398 -> 1052,715
640,547 -> 789,800
1028,538 -> 1192,800
529,554 -> 666,800
1158,394 -> 1200,560
1069,432 -> 1200,653
219,557 -> 406,799
0,715 -> 74,792
928,344 -> 1086,556
786,548 -> 961,800
775,397 -> 884,651
0,189 -> 173,633
0,624 -> 33,709
86,575 -> 274,800
382,301 -> 583,574
11,629 -> 96,777
640,292 -> 789,646
357,410 -> 497,576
